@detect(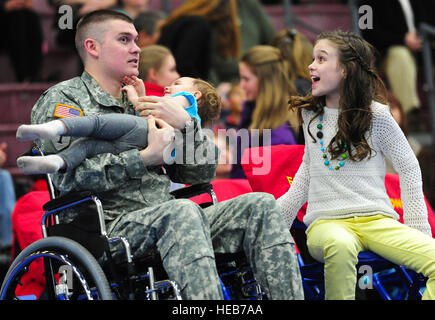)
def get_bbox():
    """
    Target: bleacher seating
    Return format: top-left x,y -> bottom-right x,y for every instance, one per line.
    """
0,0 -> 80,83
263,2 -> 351,42
0,0 -> 78,182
